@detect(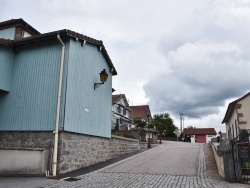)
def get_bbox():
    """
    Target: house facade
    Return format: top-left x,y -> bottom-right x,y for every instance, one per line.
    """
222,92 -> 250,139
129,105 -> 158,143
0,19 -> 119,175
112,94 -> 133,130
183,128 -> 217,143
130,105 -> 152,122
